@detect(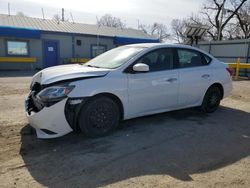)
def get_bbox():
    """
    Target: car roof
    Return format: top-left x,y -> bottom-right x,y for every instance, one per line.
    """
127,43 -> 213,58
127,43 -> 196,49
